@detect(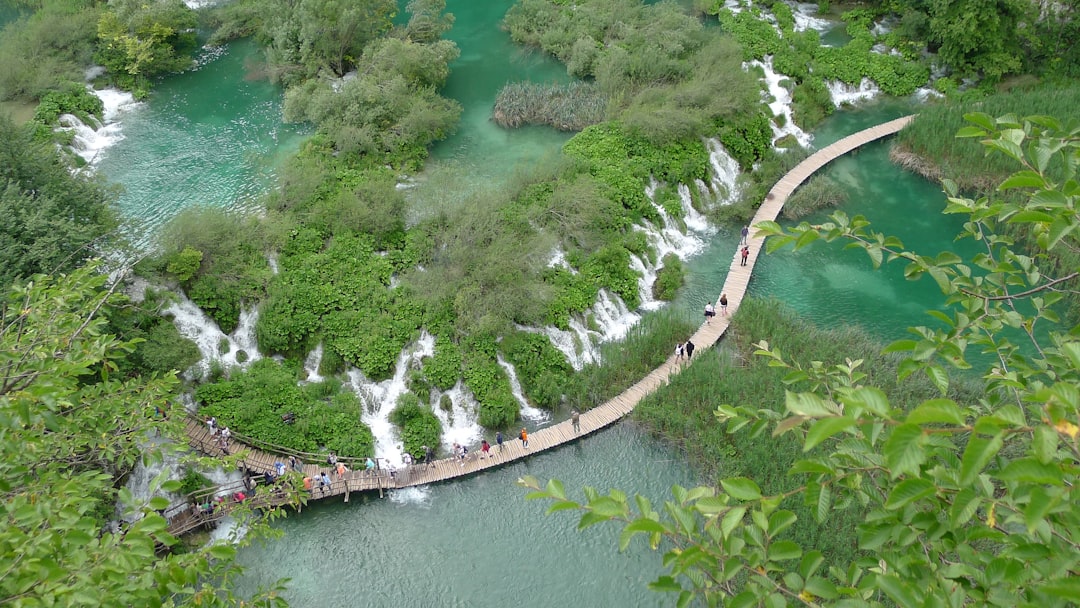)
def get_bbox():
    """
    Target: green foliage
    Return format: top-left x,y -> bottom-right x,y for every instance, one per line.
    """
462,336 -> 519,428
104,289 -> 201,377
717,111 -> 773,169
783,175 -> 848,220
389,392 -> 442,458
31,81 -> 103,125
0,263 -> 287,605
493,81 -> 606,131
178,468 -> 214,496
0,0 -> 99,101
282,37 -> 461,169
196,358 -> 375,457
425,336 -> 463,390
94,0 -> 198,97
651,254 -> 684,301
157,207 -> 270,334
505,0 -> 759,144
0,114 -> 117,291
258,232 -> 423,379
791,76 -> 834,132
527,114 -> 1080,606
501,330 -> 573,410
